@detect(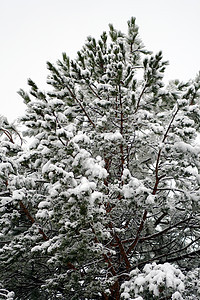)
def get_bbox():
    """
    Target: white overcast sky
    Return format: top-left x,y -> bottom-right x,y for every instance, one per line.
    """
1,0 -> 200,122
